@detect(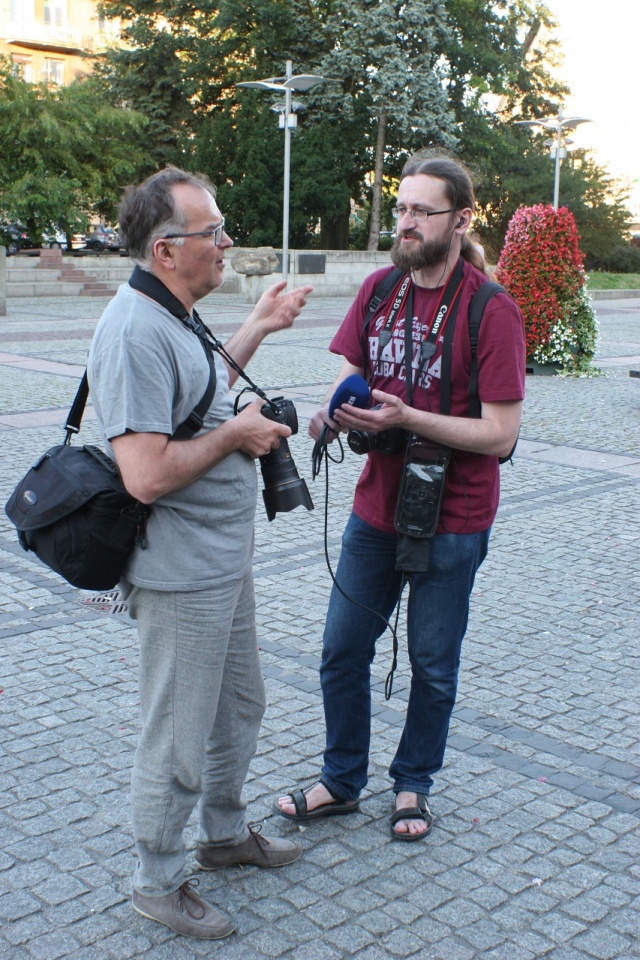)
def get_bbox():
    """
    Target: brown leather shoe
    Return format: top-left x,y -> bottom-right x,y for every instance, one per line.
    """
196,822 -> 303,870
132,879 -> 235,939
